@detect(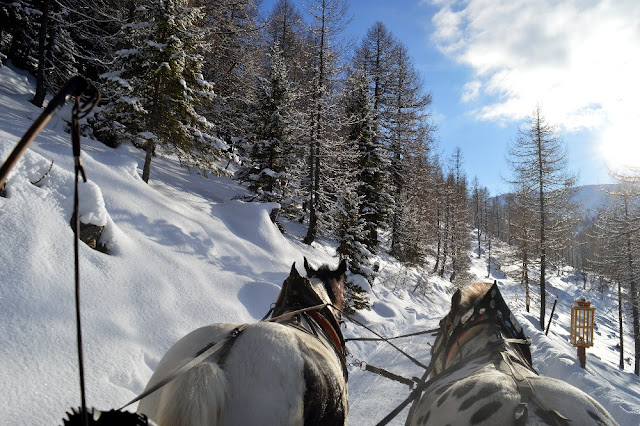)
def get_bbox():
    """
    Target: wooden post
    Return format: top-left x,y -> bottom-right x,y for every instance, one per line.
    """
545,298 -> 557,336
577,347 -> 586,369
